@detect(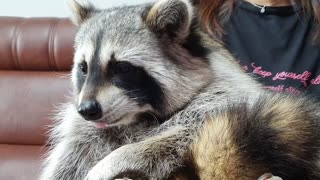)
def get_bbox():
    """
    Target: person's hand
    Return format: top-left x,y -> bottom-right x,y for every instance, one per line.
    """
258,173 -> 283,180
